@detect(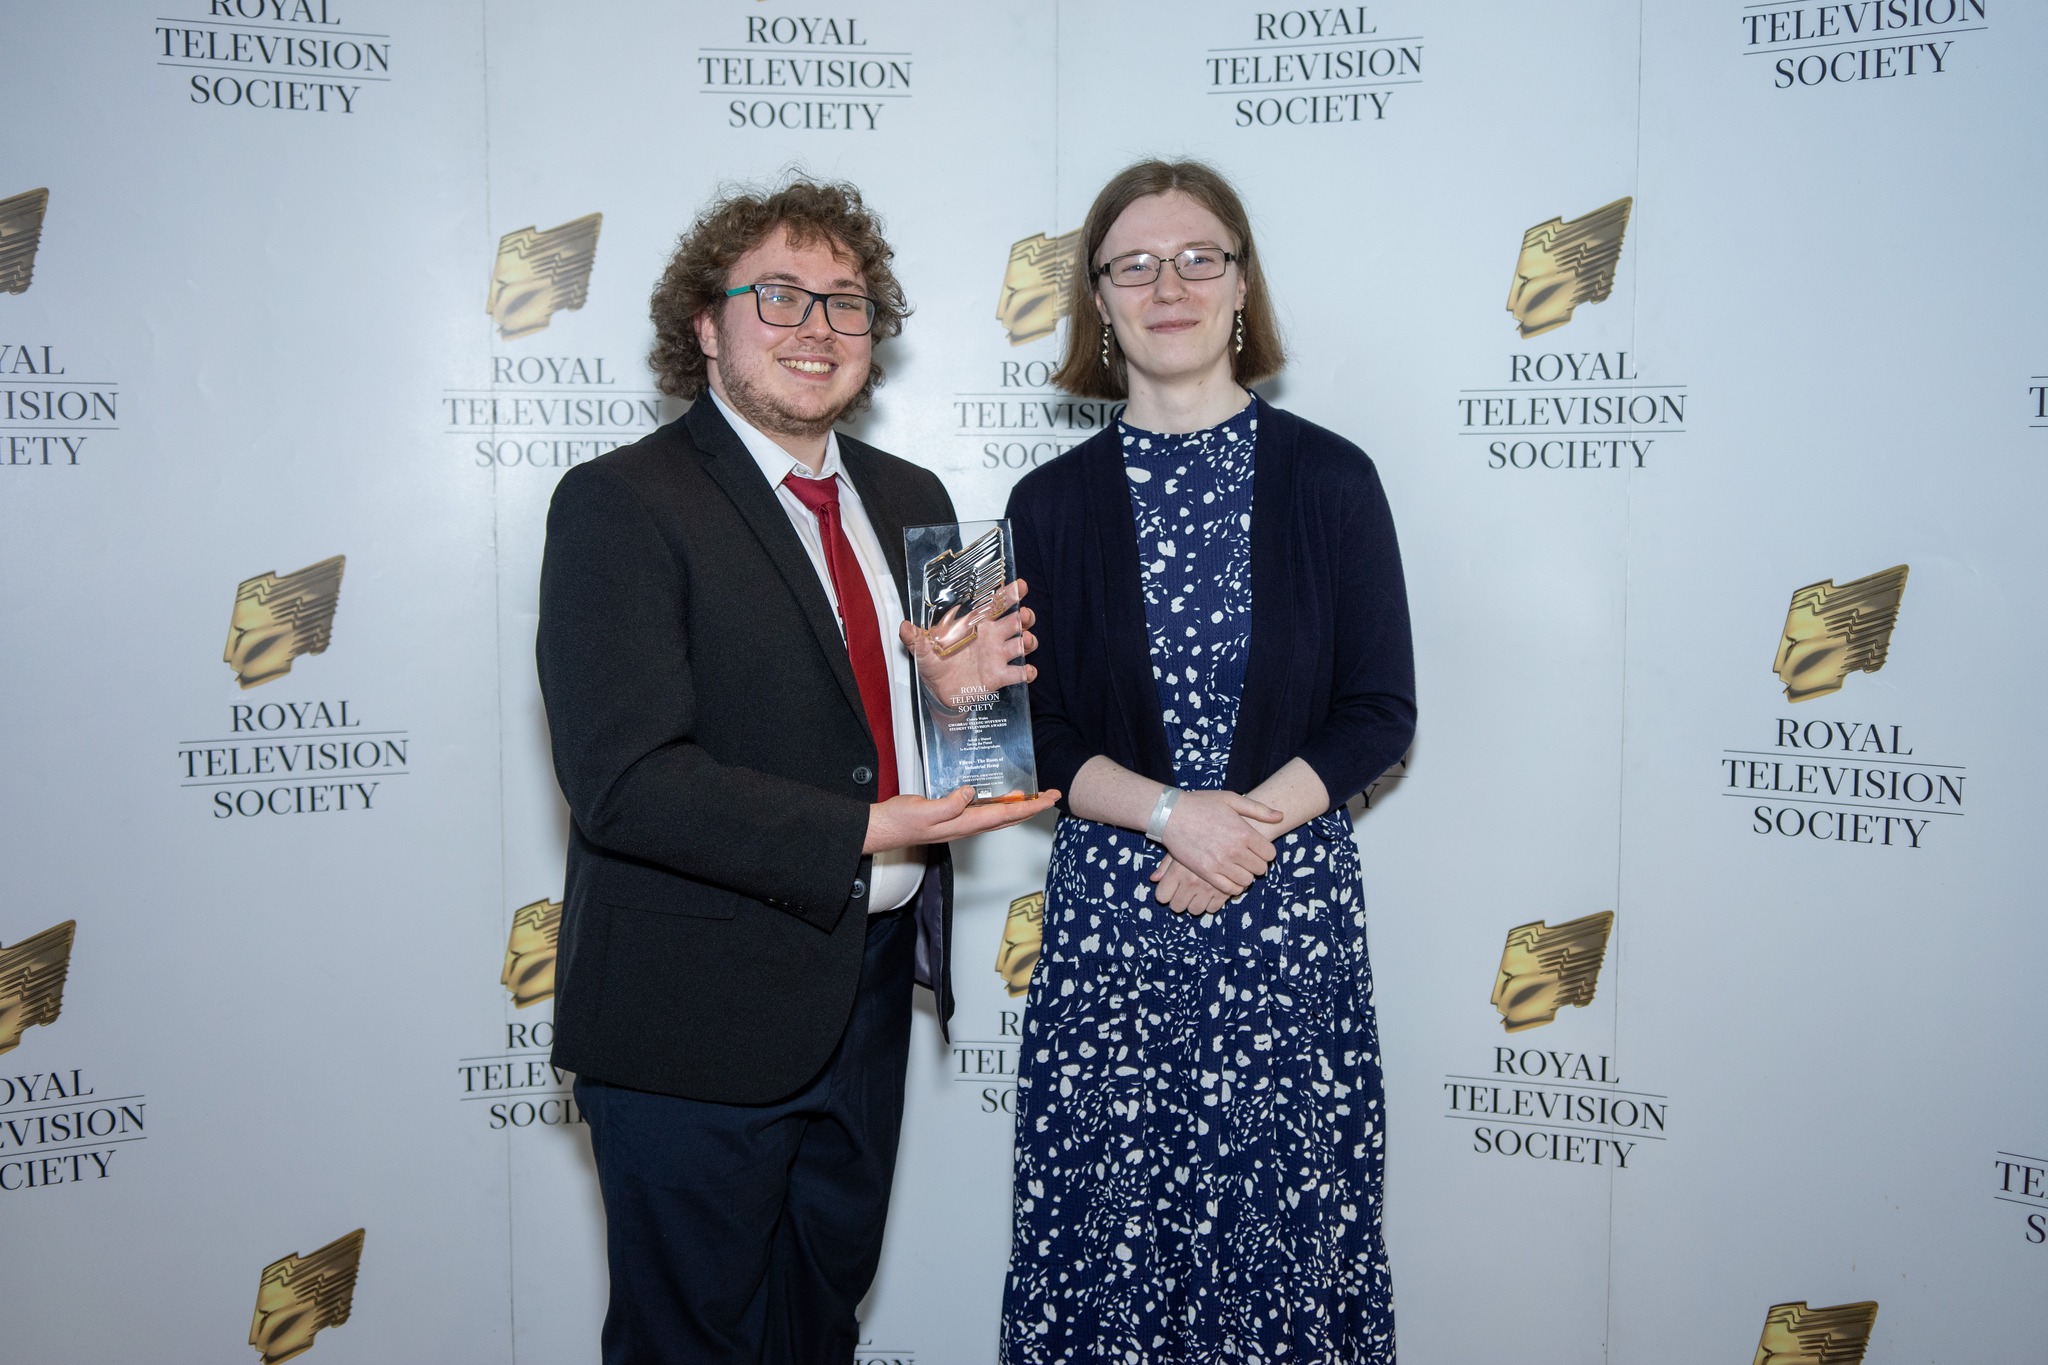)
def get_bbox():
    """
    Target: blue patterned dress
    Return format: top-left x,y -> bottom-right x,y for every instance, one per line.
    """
1001,401 -> 1395,1364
